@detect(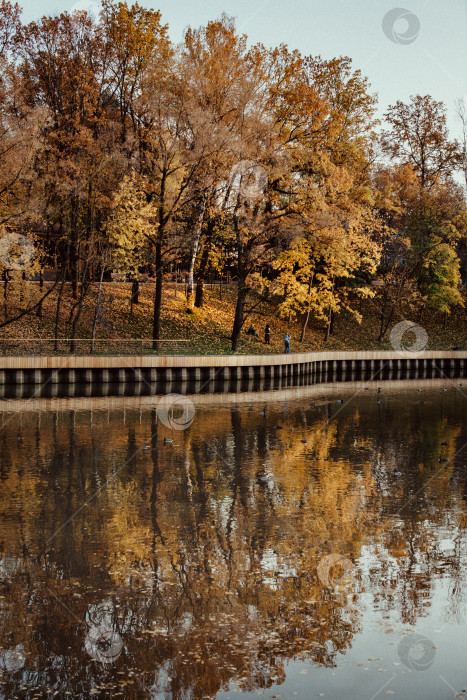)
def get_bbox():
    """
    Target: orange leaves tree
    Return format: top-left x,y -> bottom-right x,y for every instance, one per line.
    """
375,95 -> 466,338
267,56 -> 381,343
1,3 -> 465,349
